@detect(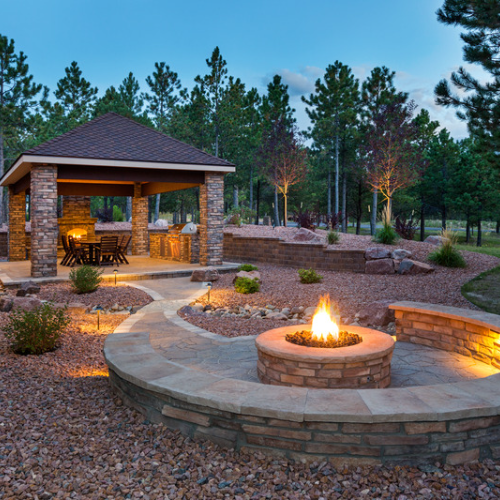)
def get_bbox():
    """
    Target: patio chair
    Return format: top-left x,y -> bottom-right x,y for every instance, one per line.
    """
96,236 -> 119,266
60,235 -> 71,266
67,235 -> 89,267
117,235 -> 131,264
